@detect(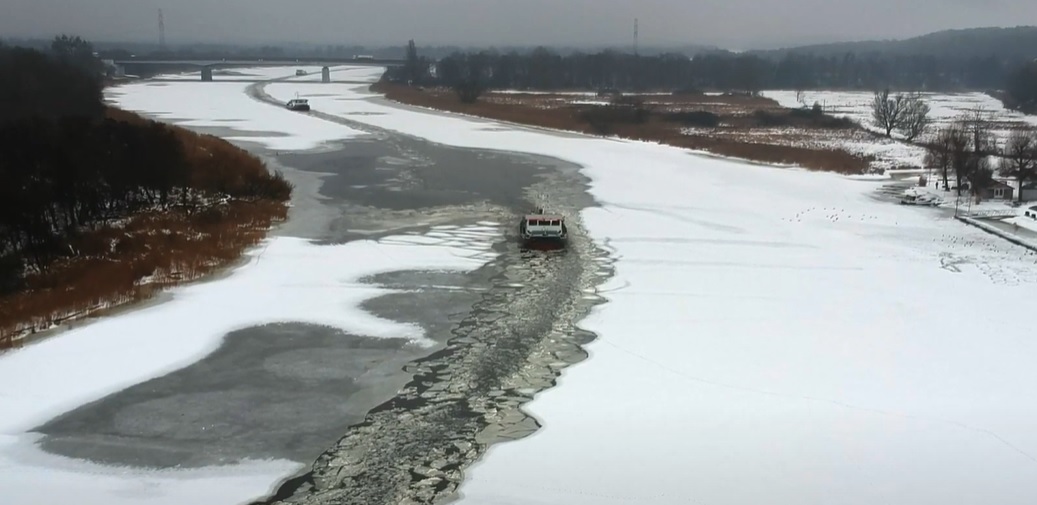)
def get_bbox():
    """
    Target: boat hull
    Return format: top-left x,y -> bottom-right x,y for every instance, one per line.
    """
521,237 -> 567,251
